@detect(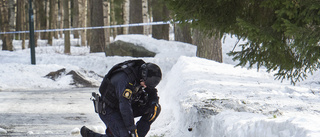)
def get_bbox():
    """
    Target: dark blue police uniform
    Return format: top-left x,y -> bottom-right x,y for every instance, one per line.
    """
99,71 -> 160,137
81,60 -> 161,137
